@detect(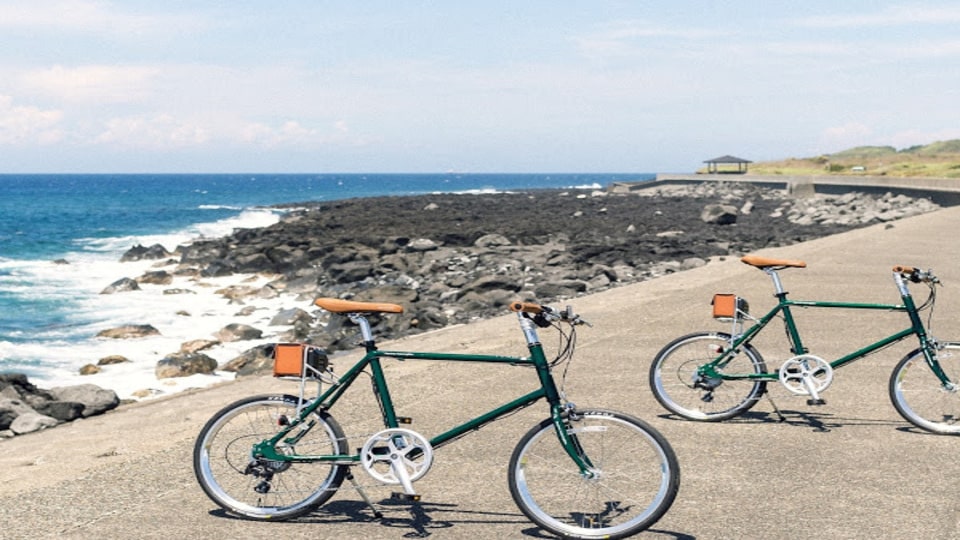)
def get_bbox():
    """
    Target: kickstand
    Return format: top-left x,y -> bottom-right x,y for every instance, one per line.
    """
765,392 -> 786,422
346,471 -> 384,520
